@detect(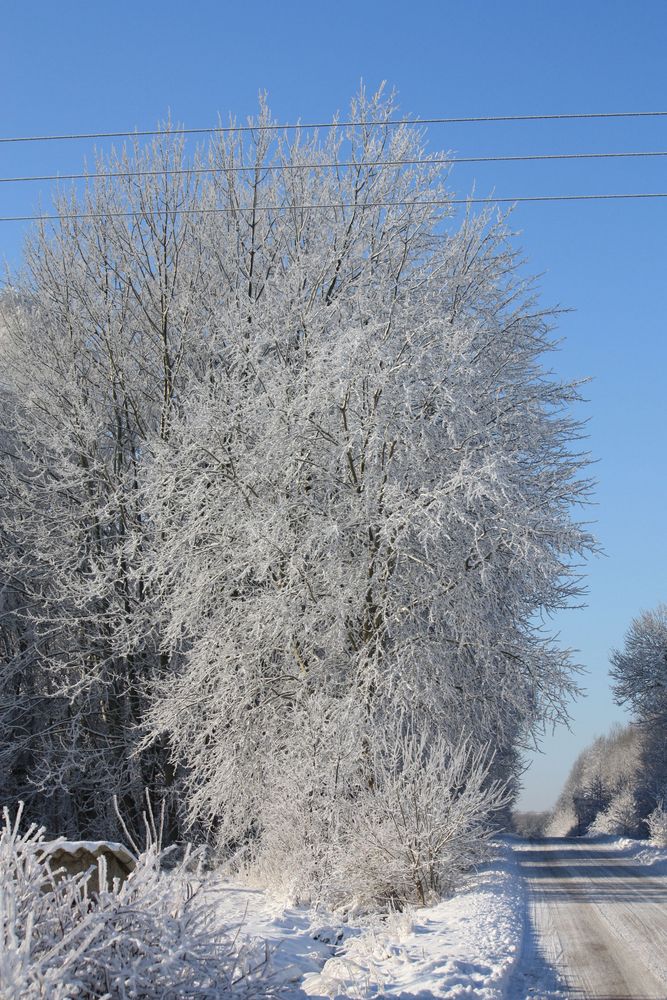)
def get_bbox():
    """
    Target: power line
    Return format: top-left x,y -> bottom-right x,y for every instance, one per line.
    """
1,111 -> 667,145
1,149 -> 666,187
1,192 -> 666,223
